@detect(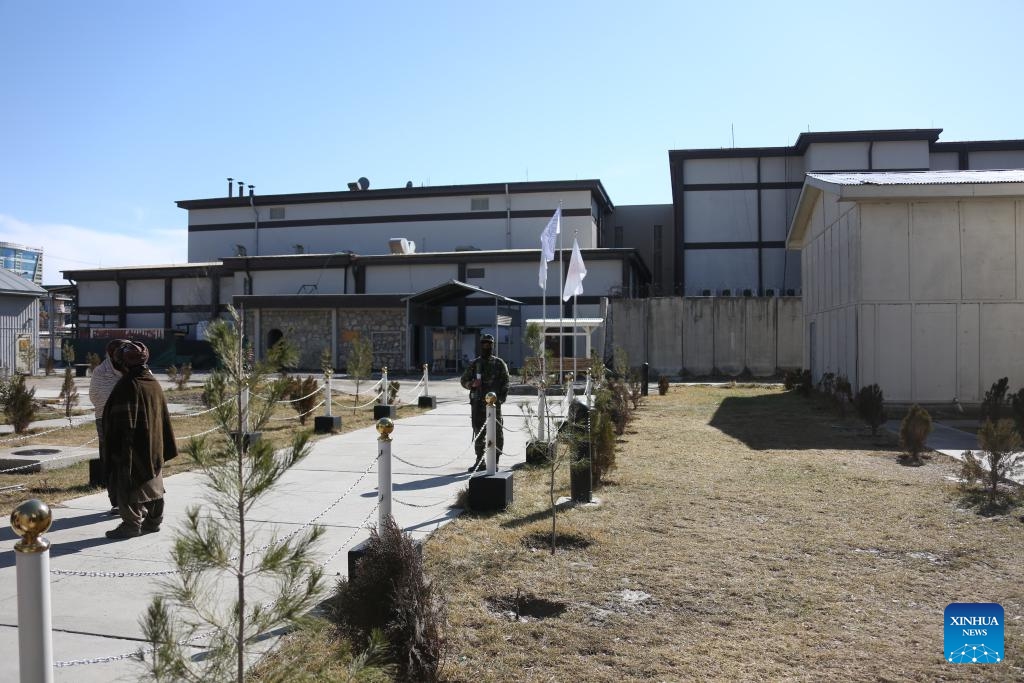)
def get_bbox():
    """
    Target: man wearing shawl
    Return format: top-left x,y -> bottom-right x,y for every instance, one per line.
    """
88,338 -> 128,513
102,341 -> 178,540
